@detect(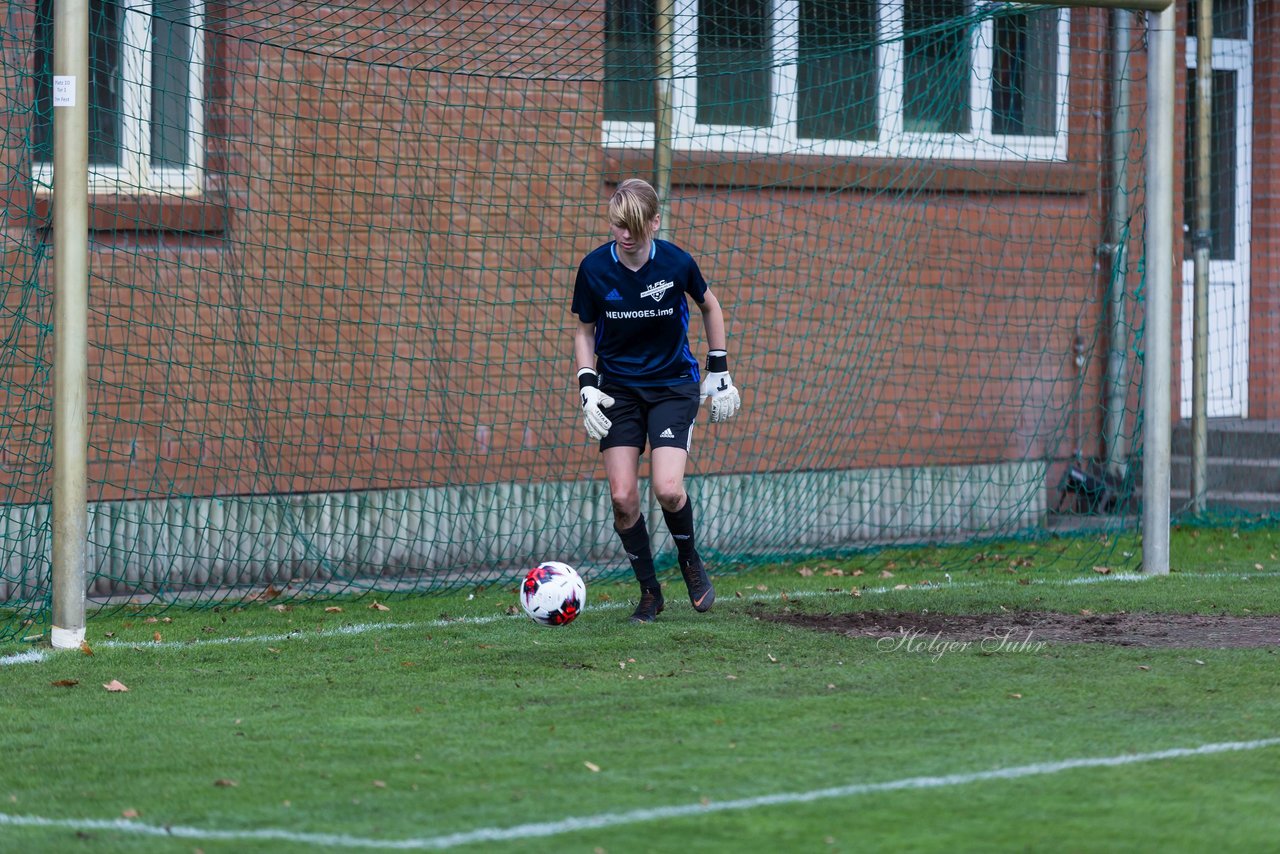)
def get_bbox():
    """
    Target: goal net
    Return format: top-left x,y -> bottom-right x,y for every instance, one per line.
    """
0,1 -> 1153,636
